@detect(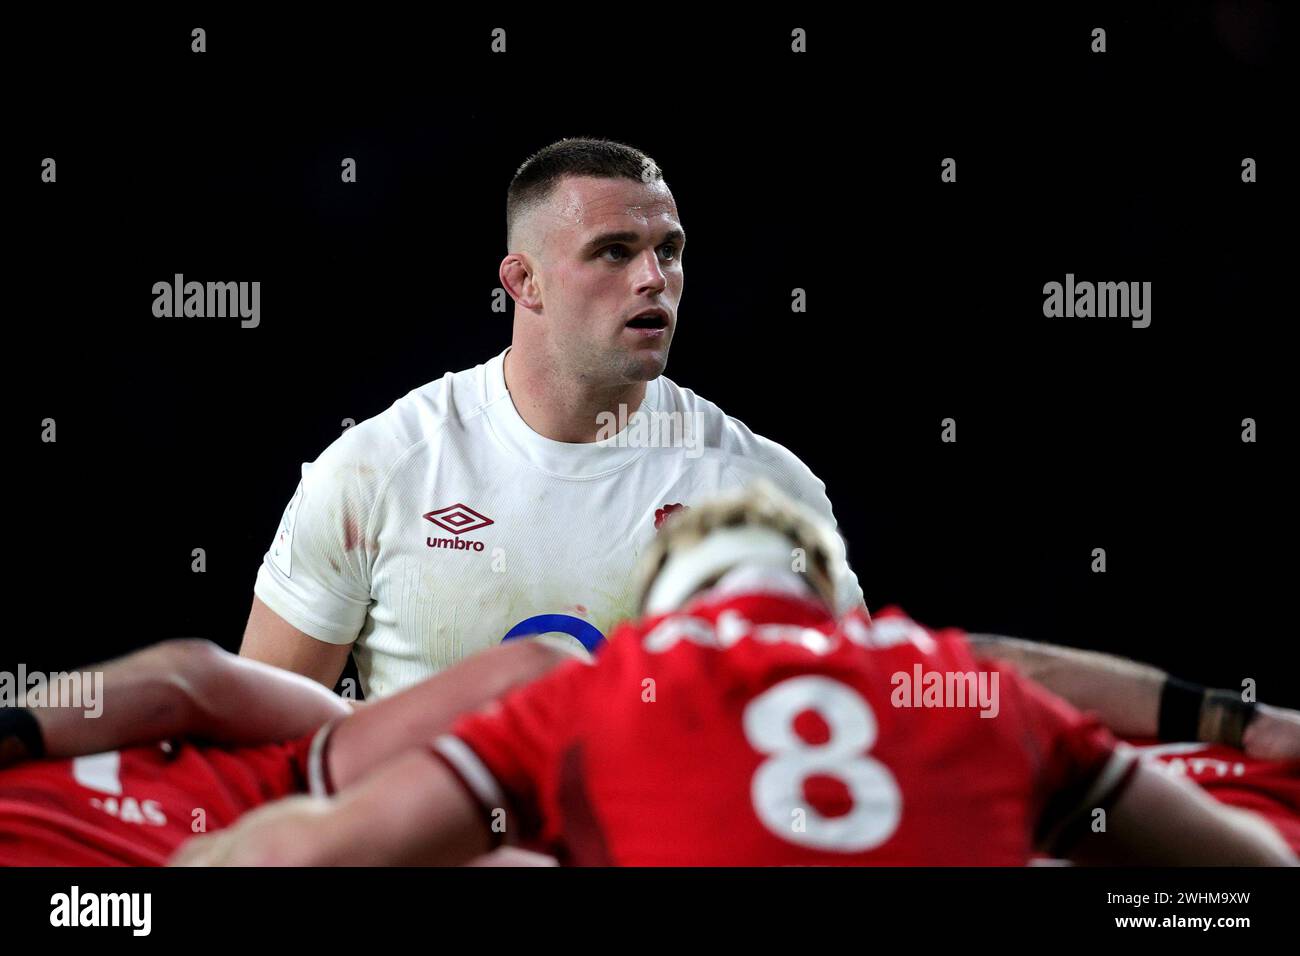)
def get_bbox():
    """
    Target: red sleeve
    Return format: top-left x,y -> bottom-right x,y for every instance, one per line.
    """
1005,668 -> 1139,853
431,658 -> 591,851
